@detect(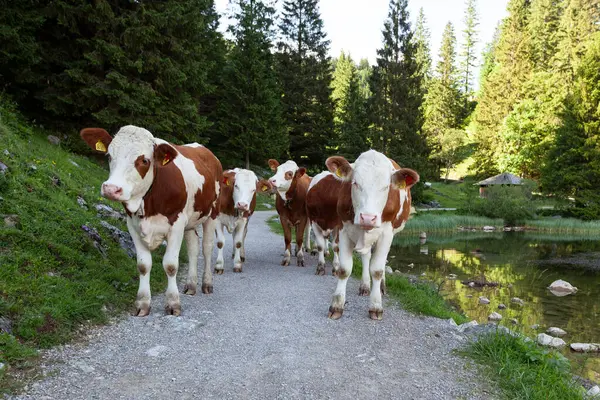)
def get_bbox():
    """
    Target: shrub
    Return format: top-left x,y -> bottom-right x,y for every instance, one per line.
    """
463,182 -> 537,226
